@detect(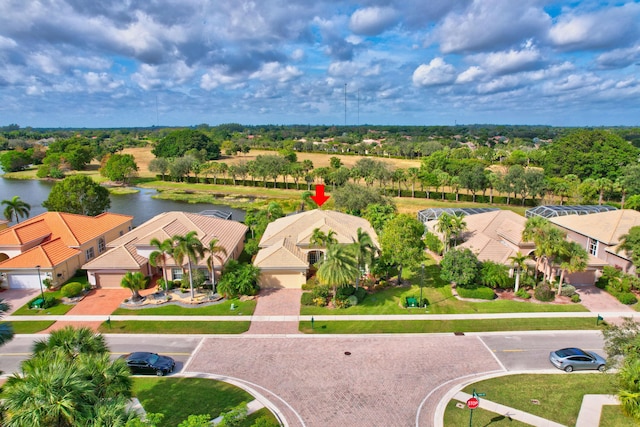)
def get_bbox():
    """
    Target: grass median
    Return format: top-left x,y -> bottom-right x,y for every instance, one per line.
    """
112,298 -> 256,316
299,317 -> 604,334
98,320 -> 251,334
446,373 -> 624,426
3,320 -> 56,334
